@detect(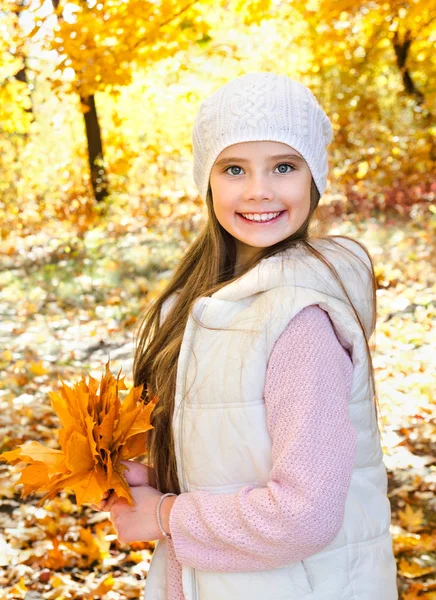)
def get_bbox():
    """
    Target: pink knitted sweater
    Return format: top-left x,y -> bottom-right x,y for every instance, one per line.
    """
164,304 -> 356,598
